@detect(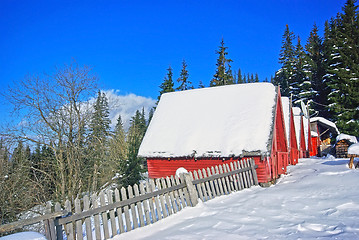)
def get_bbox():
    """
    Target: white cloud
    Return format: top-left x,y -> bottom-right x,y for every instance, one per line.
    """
101,90 -> 156,130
